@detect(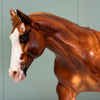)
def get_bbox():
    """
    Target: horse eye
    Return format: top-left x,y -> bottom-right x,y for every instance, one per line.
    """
20,34 -> 27,43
